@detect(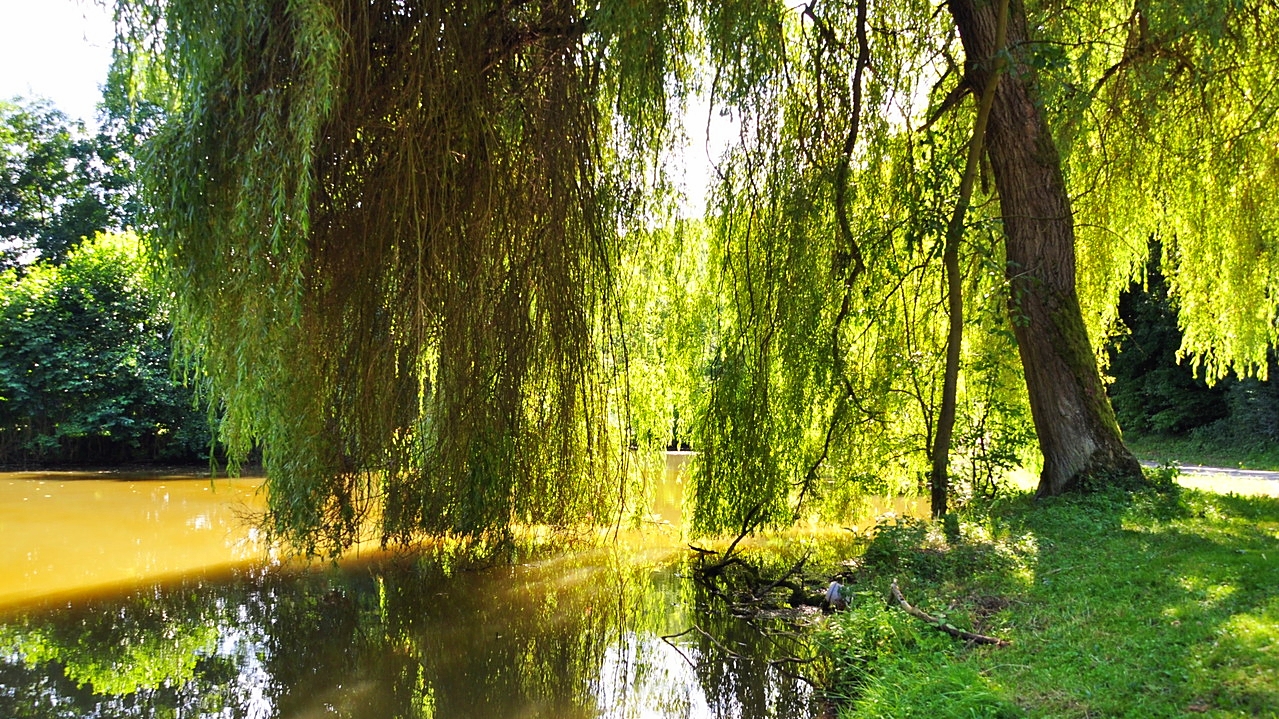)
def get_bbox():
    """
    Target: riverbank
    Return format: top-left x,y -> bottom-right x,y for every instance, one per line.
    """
818,485 -> 1279,718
